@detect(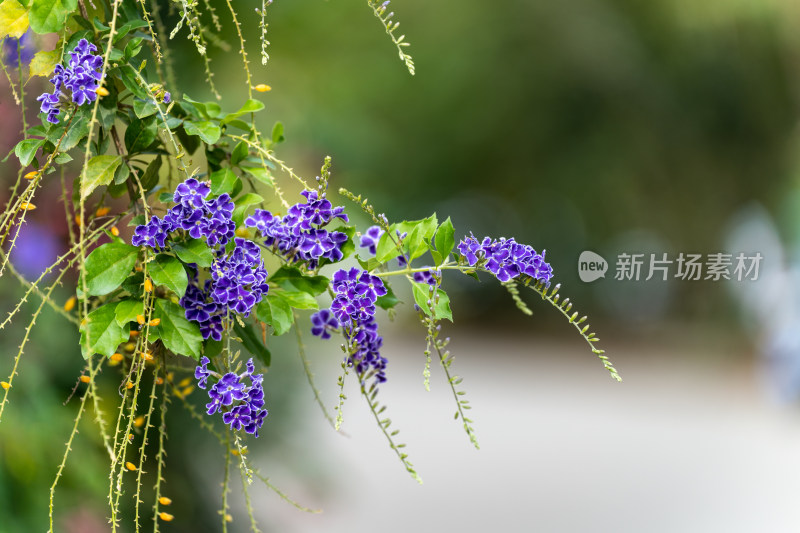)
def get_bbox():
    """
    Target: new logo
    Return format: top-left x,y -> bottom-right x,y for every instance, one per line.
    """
578,251 -> 608,282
